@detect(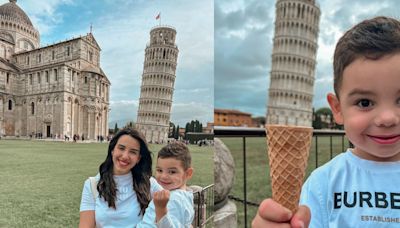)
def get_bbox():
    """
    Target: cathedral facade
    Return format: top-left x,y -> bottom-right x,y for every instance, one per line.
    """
0,0 -> 110,139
